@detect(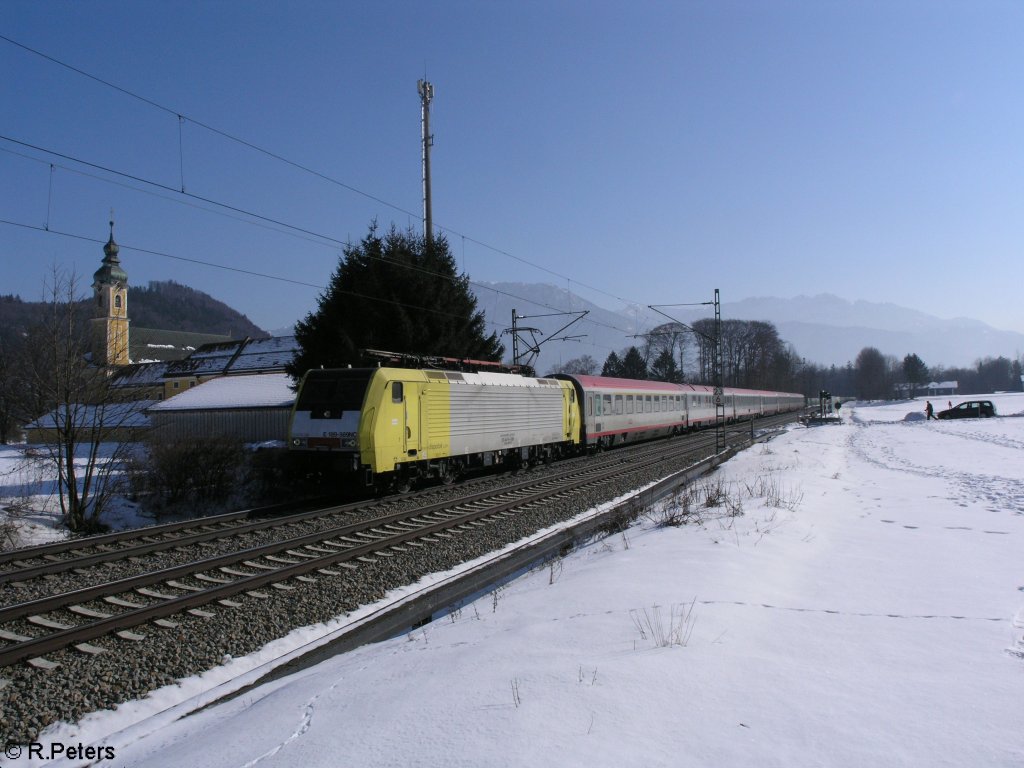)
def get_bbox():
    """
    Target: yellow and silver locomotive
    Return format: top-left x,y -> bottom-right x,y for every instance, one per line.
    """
289,367 -> 579,490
